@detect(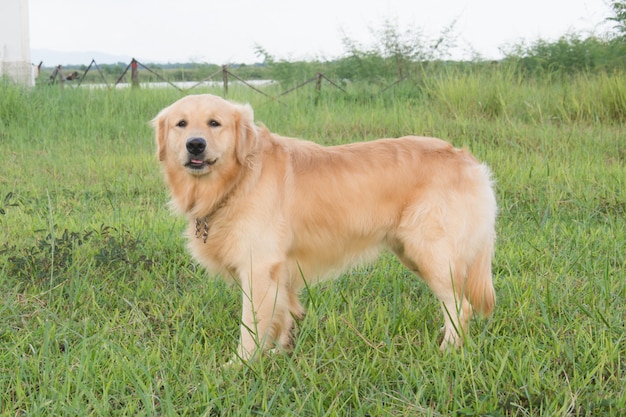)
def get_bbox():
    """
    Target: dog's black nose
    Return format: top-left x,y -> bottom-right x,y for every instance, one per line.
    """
186,137 -> 206,155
